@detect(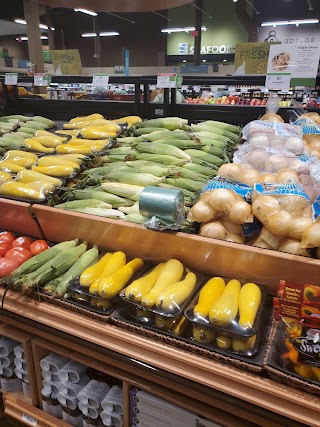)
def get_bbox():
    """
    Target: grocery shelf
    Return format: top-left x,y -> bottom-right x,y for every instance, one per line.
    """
33,205 -> 320,294
3,392 -> 70,427
0,288 -> 319,427
0,198 -> 44,239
